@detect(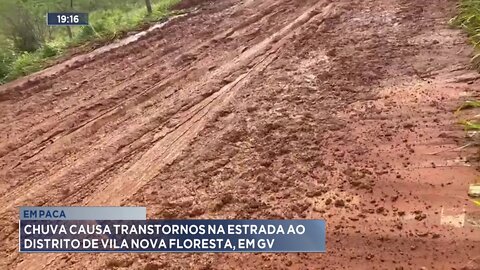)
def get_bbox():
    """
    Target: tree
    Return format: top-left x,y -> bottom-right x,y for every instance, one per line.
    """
0,1 -> 45,52
145,0 -> 152,14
